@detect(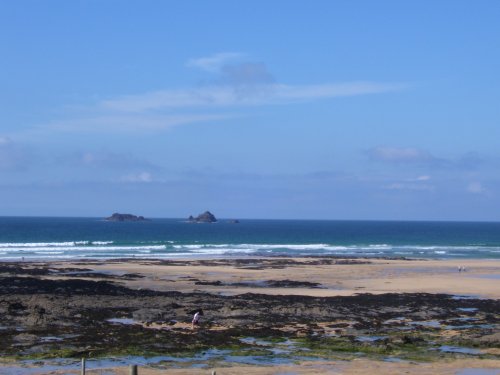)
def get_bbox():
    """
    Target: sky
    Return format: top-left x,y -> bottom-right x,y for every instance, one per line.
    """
1,1 -> 499,220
